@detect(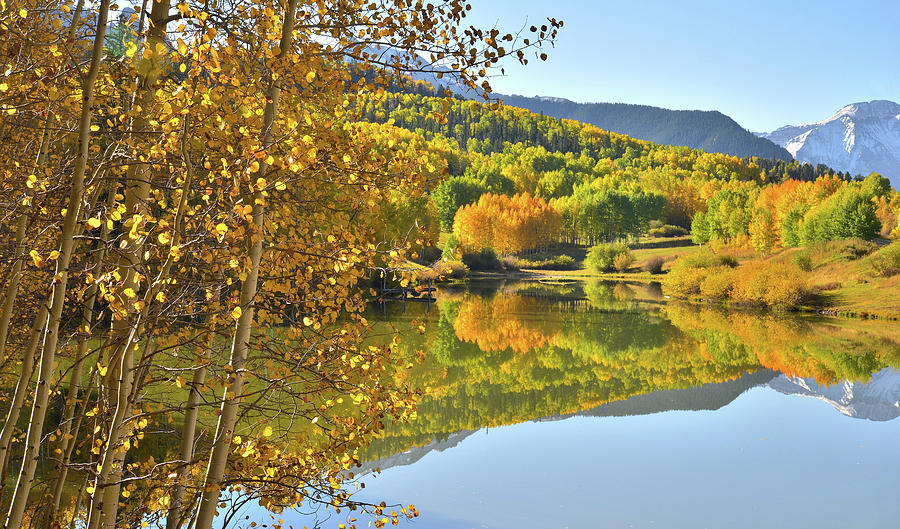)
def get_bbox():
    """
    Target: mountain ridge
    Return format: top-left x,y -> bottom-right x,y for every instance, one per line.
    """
496,93 -> 794,161
759,100 -> 900,188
